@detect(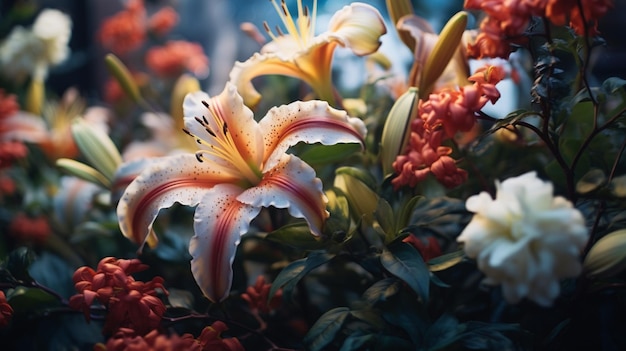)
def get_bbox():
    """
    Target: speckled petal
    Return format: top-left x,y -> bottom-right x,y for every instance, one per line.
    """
189,184 -> 260,302
259,99 -> 366,170
183,83 -> 264,167
237,154 -> 328,236
116,154 -> 238,250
